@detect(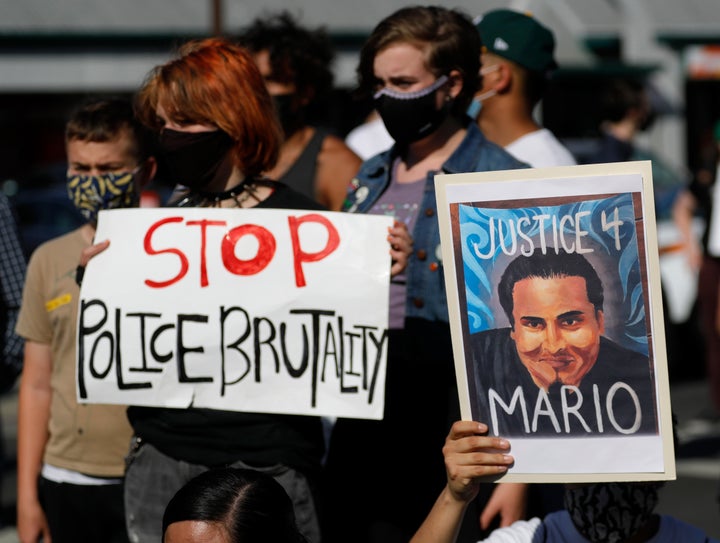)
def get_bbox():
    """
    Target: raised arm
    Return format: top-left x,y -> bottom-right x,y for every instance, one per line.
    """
410,421 -> 513,543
